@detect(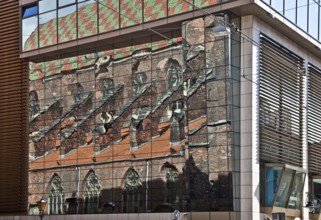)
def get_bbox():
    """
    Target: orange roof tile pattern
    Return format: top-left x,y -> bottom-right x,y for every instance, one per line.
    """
29,121 -> 190,170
